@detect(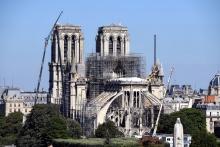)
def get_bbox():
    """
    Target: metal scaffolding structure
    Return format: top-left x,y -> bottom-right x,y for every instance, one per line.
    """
86,53 -> 146,99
